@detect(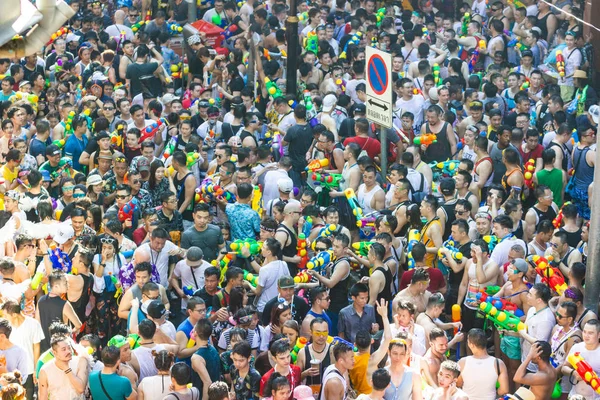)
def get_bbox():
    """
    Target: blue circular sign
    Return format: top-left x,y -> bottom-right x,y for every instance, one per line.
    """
368,54 -> 388,96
